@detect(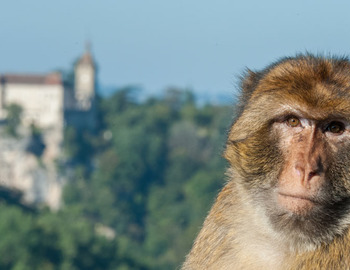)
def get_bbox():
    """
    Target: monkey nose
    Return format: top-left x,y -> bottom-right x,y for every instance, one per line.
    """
294,162 -> 321,186
294,158 -> 322,182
